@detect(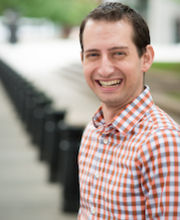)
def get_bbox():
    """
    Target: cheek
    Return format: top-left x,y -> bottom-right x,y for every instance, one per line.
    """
83,66 -> 93,86
83,65 -> 89,77
124,63 -> 143,82
83,63 -> 94,78
120,62 -> 134,77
